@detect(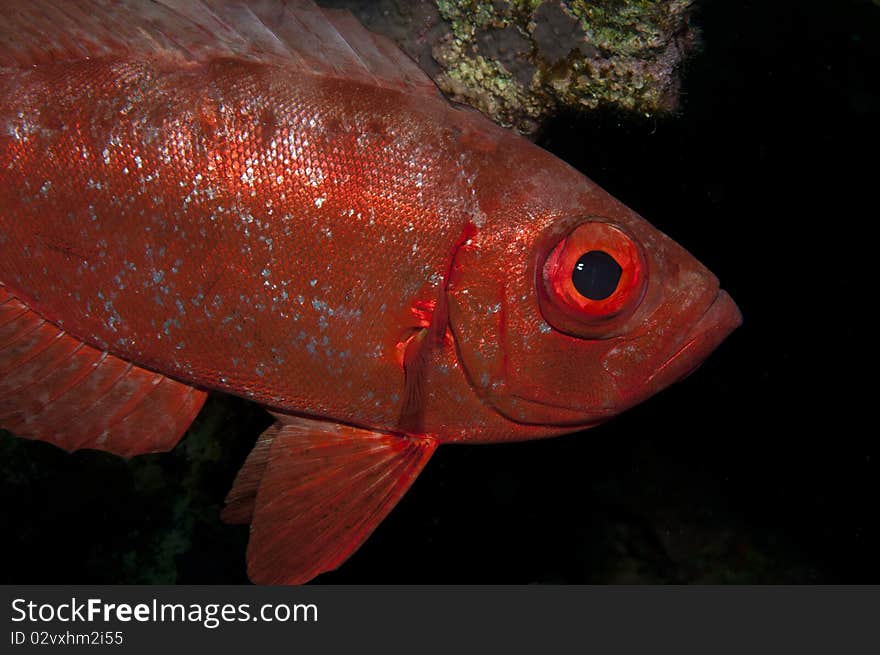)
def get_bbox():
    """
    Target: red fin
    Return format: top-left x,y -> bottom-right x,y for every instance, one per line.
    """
399,328 -> 430,431
0,286 -> 206,457
0,1 -> 441,96
220,421 -> 281,525
399,265 -> 456,433
244,414 -> 436,584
